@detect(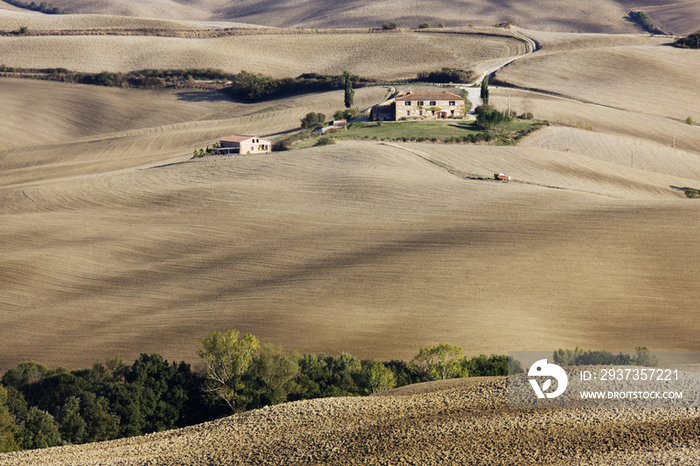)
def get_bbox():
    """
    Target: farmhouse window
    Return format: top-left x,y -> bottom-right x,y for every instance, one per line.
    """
407,110 -> 411,116
419,110 -> 423,116
449,101 -> 455,106
418,101 -> 424,106
405,101 -> 411,106
451,110 -> 455,116
430,101 -> 436,106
